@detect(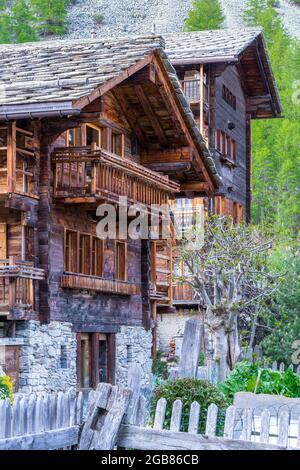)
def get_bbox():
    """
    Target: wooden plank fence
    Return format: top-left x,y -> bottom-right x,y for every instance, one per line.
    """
0,391 -> 92,450
81,383 -> 300,450
0,377 -> 300,450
